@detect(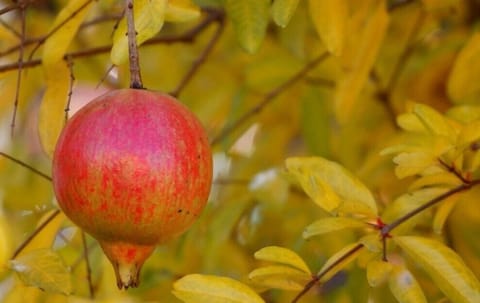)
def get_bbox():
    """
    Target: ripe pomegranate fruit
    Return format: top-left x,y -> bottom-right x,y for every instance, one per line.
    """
52,89 -> 212,289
